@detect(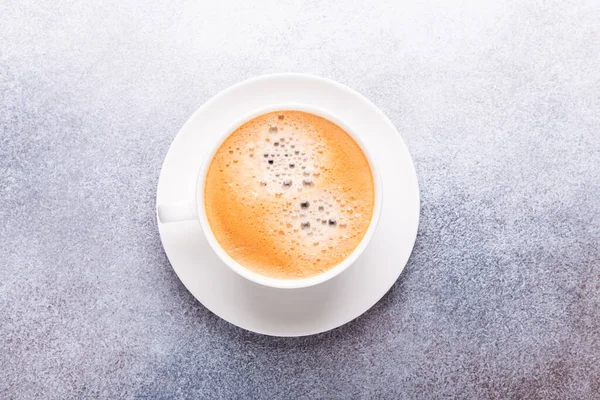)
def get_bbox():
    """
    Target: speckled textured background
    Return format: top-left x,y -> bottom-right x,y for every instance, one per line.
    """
1,0 -> 599,398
